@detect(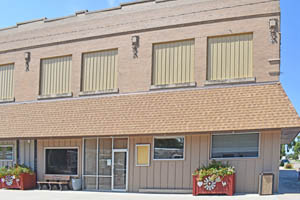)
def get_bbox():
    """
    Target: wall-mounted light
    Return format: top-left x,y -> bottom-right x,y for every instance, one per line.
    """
132,35 -> 140,59
24,52 -> 31,72
269,19 -> 278,44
